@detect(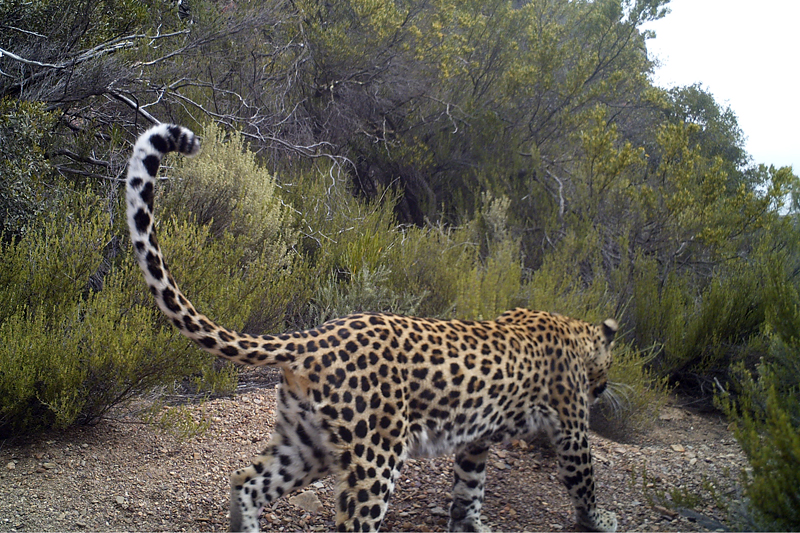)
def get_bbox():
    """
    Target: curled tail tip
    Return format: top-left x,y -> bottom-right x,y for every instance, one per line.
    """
137,123 -> 201,158
171,124 -> 201,157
